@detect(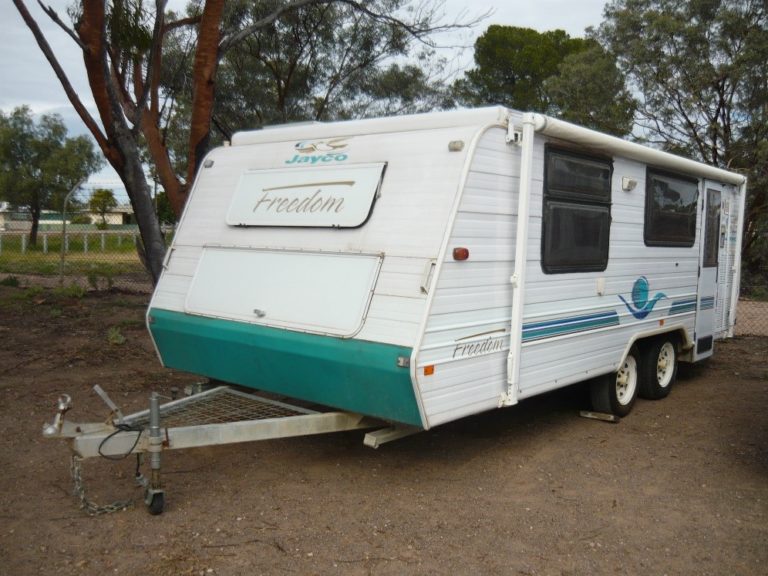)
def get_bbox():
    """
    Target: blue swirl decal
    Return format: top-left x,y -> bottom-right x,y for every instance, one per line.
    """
619,276 -> 667,320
